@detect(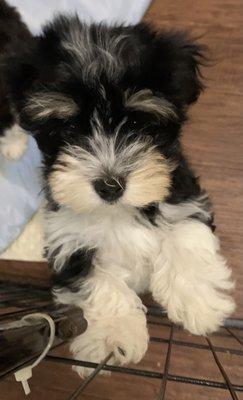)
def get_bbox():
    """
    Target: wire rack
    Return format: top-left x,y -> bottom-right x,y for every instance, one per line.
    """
0,282 -> 243,400
45,306 -> 243,400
